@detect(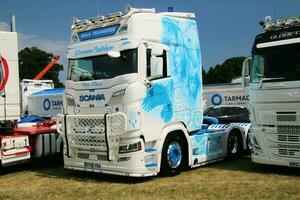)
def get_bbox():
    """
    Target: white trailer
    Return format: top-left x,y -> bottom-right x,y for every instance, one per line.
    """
203,83 -> 249,109
242,16 -> 300,168
27,88 -> 64,117
0,28 -> 62,166
20,79 -> 54,116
